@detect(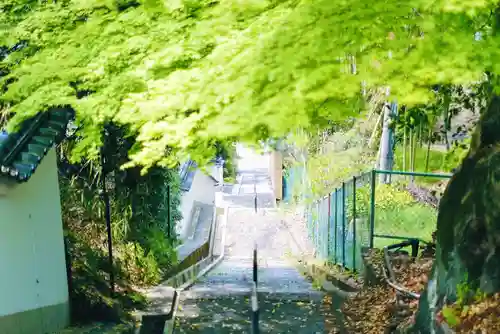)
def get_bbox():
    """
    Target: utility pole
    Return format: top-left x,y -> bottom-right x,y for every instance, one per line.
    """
379,99 -> 398,184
